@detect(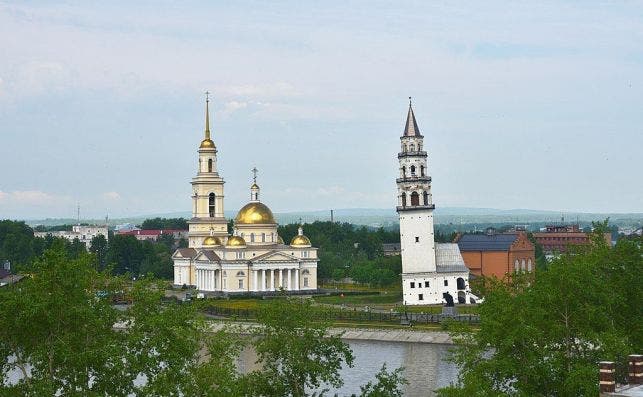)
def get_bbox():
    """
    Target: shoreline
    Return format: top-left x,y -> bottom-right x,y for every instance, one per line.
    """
207,321 -> 454,345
